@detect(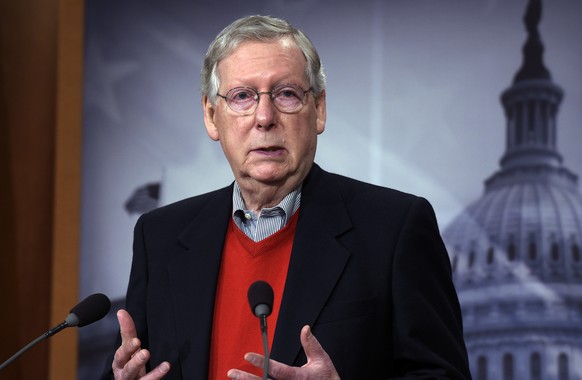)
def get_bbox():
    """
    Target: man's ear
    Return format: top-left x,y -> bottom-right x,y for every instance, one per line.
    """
203,95 -> 220,141
315,90 -> 326,134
